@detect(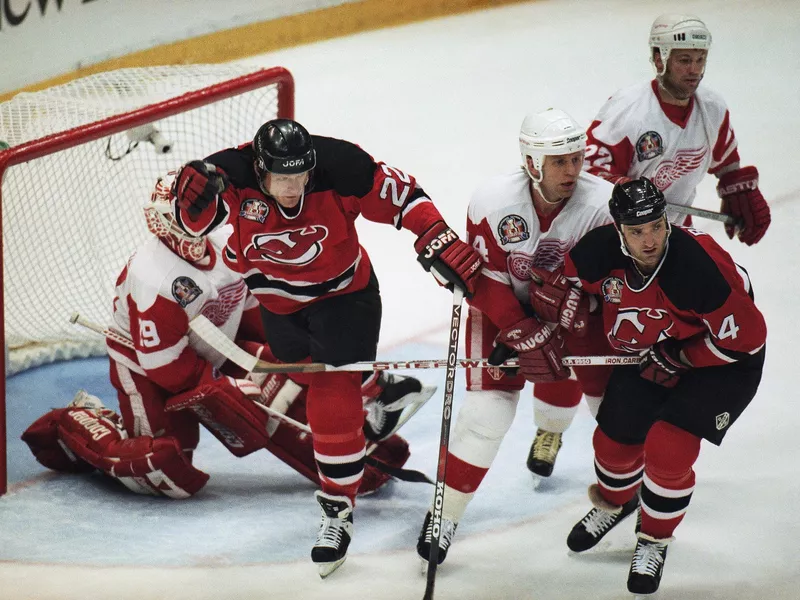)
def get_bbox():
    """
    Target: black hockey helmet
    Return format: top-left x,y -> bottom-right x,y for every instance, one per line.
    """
609,177 -> 667,227
253,119 -> 316,178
